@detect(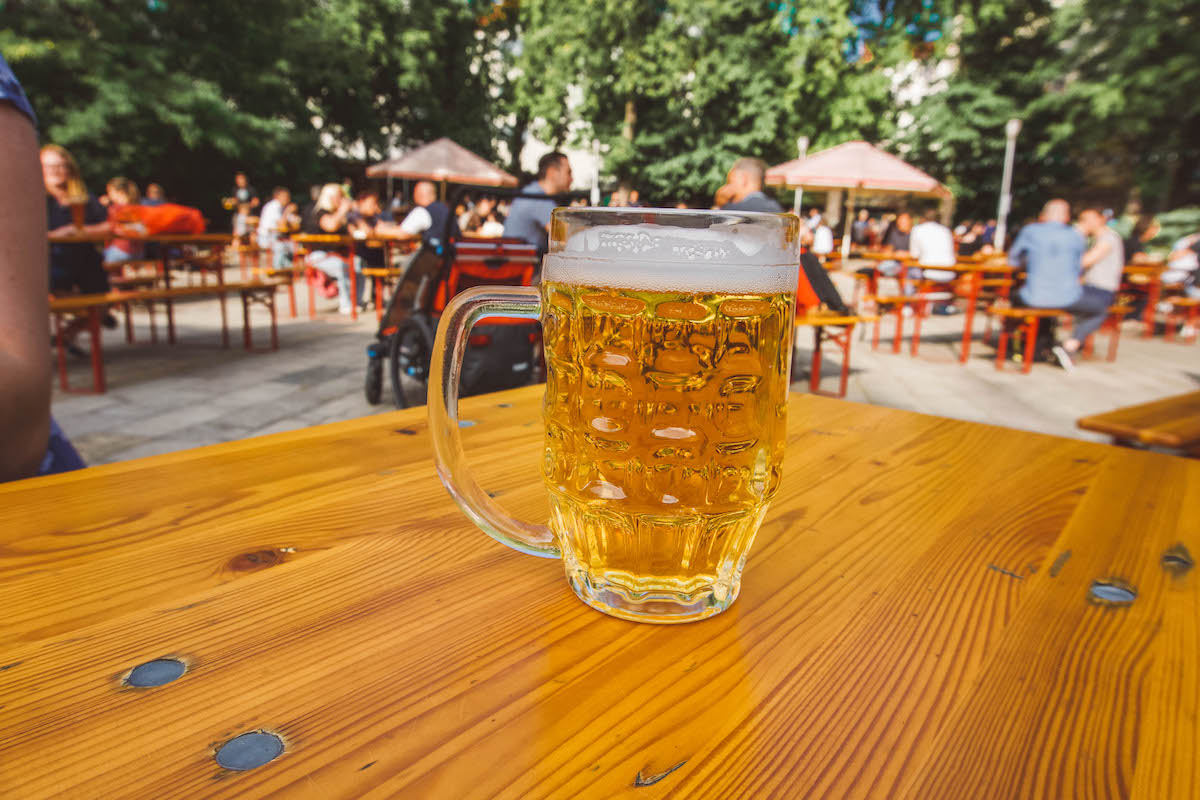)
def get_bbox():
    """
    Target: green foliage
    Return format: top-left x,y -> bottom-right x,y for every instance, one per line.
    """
507,0 -> 896,205
2,0 -> 498,224
1152,207 -> 1200,250
3,0 -> 1192,222
898,0 -> 1199,220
